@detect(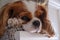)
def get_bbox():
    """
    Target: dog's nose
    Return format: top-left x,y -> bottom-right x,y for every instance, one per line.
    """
33,20 -> 40,27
